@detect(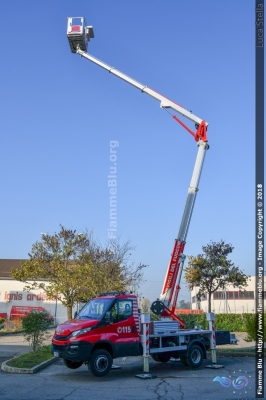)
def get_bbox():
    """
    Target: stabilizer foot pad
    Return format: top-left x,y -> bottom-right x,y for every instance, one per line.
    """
111,365 -> 121,369
135,373 -> 157,379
